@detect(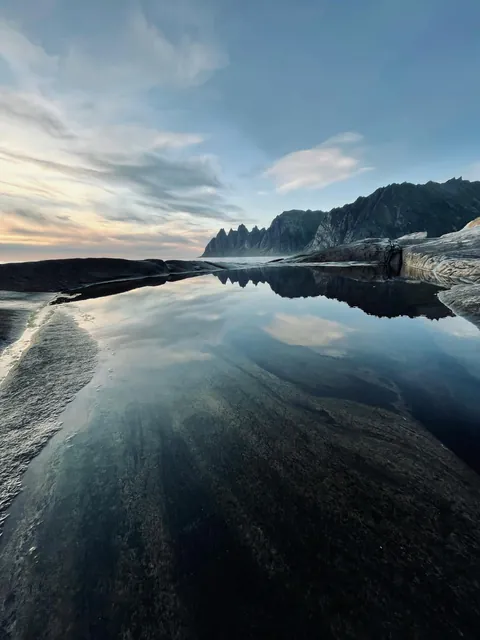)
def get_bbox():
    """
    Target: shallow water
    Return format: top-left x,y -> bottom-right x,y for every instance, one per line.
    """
0,292 -> 52,360
1,266 -> 480,639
